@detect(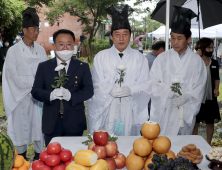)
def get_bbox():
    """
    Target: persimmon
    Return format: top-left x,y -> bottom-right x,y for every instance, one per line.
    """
13,158 -> 24,168
16,155 -> 24,161
11,168 -> 18,170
